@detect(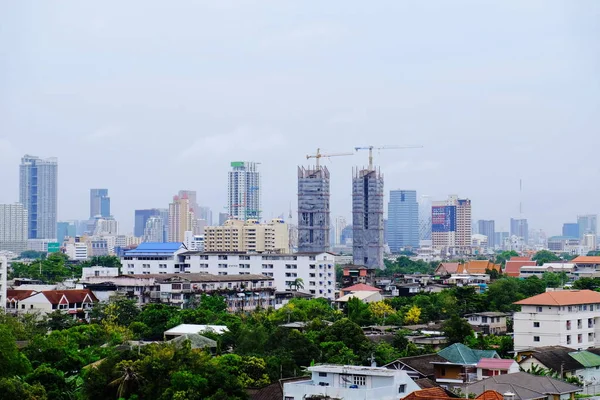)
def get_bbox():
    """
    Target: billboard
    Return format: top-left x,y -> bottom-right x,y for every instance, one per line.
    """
432,205 -> 456,233
47,242 -> 60,253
